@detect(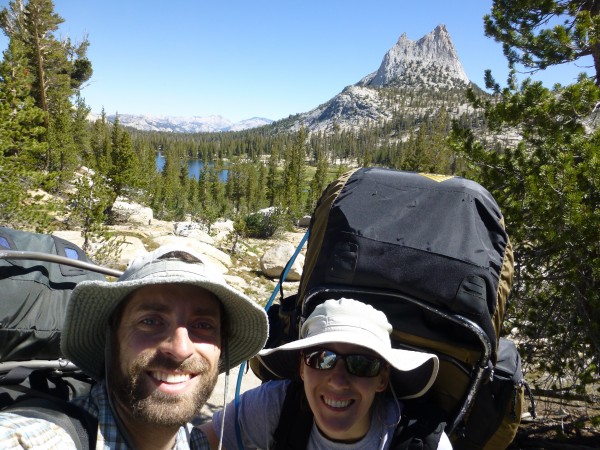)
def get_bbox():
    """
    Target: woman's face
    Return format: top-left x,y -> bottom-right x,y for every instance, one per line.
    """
299,342 -> 390,442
